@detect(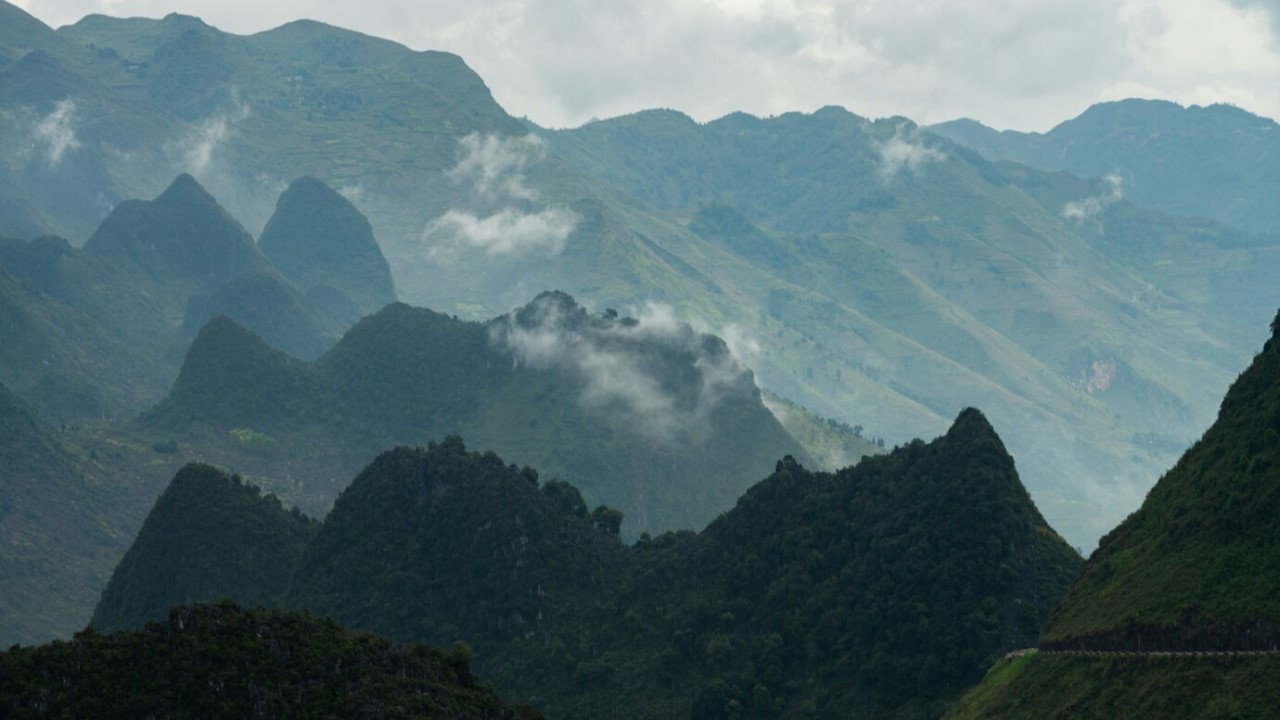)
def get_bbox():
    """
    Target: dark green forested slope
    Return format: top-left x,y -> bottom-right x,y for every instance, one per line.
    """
91,463 -> 318,633
558,408 -> 1079,720
2,602 -> 539,719
144,293 -> 805,537
1040,310 -> 1280,651
258,175 -> 397,317
161,408 -> 1076,719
